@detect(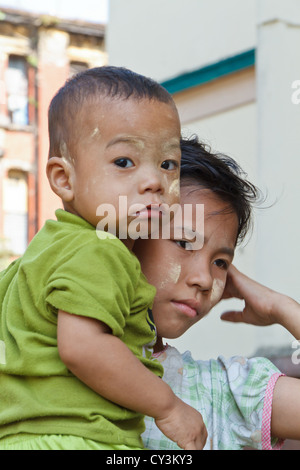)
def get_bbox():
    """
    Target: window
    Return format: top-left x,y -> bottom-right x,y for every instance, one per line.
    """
3,169 -> 28,255
6,56 -> 29,126
69,61 -> 88,77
